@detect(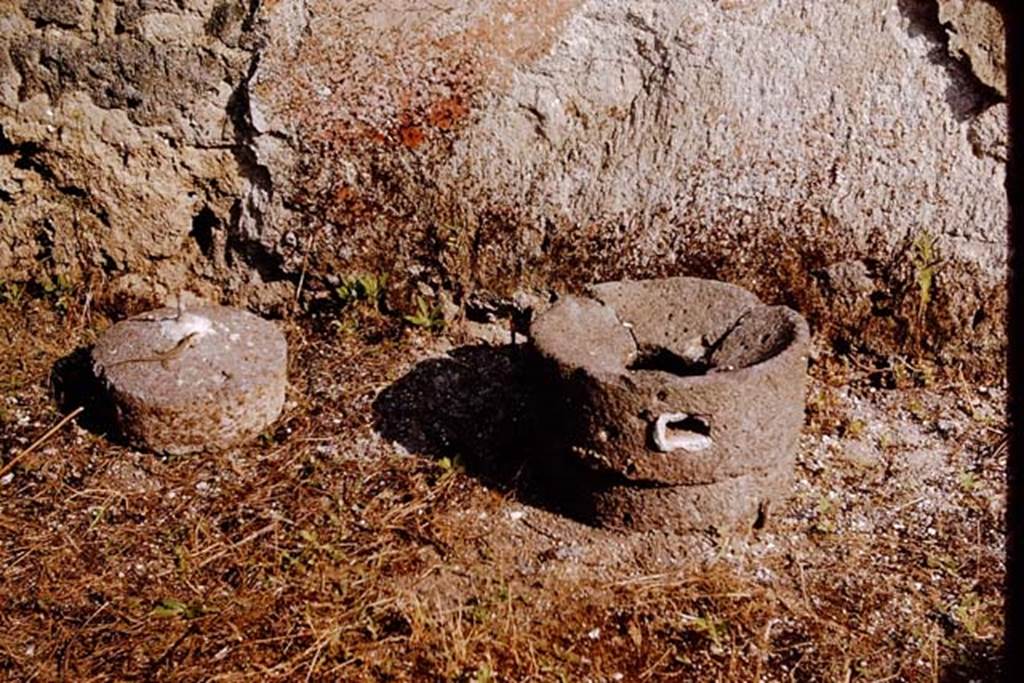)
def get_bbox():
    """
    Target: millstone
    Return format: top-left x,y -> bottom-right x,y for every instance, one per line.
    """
529,277 -> 809,533
92,305 -> 287,454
